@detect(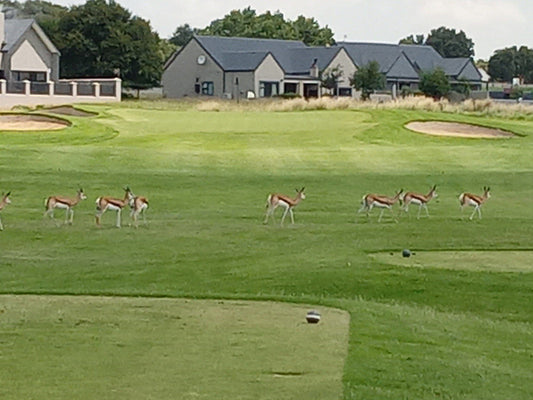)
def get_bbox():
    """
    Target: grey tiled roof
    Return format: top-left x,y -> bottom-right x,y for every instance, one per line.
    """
175,36 -> 481,83
219,51 -> 271,71
195,35 -> 306,71
2,19 -> 33,51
